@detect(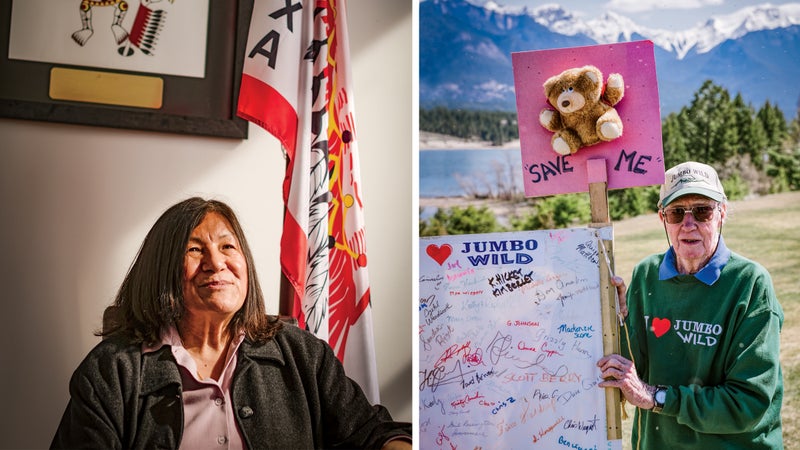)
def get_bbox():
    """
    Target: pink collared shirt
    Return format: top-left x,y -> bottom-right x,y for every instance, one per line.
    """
143,327 -> 246,449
